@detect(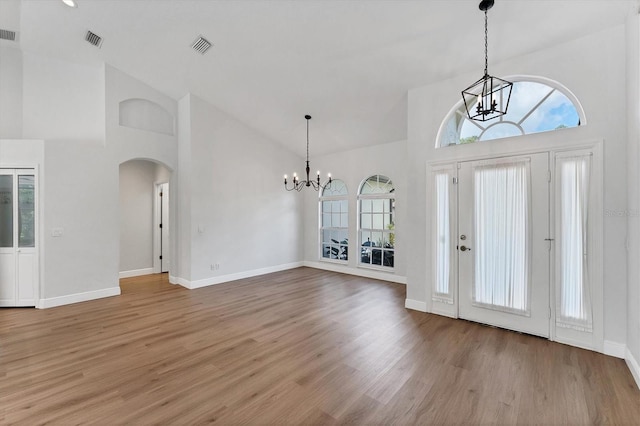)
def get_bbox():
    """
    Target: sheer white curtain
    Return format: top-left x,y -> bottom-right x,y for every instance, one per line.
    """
473,160 -> 530,314
434,172 -> 451,301
557,155 -> 592,331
